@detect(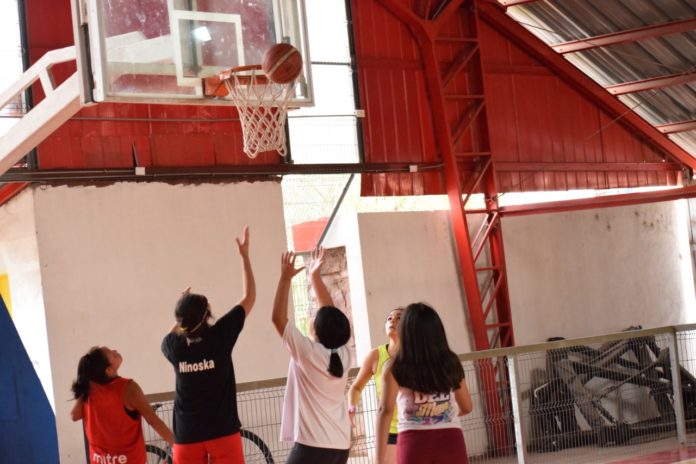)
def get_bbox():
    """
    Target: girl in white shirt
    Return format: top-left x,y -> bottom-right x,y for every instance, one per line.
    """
272,248 -> 353,464
376,303 -> 473,464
